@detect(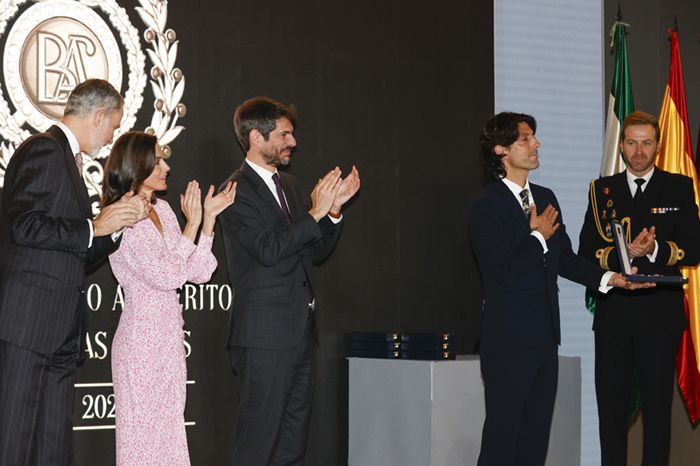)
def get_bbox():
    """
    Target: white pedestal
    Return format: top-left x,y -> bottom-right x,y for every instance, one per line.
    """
348,355 -> 581,466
